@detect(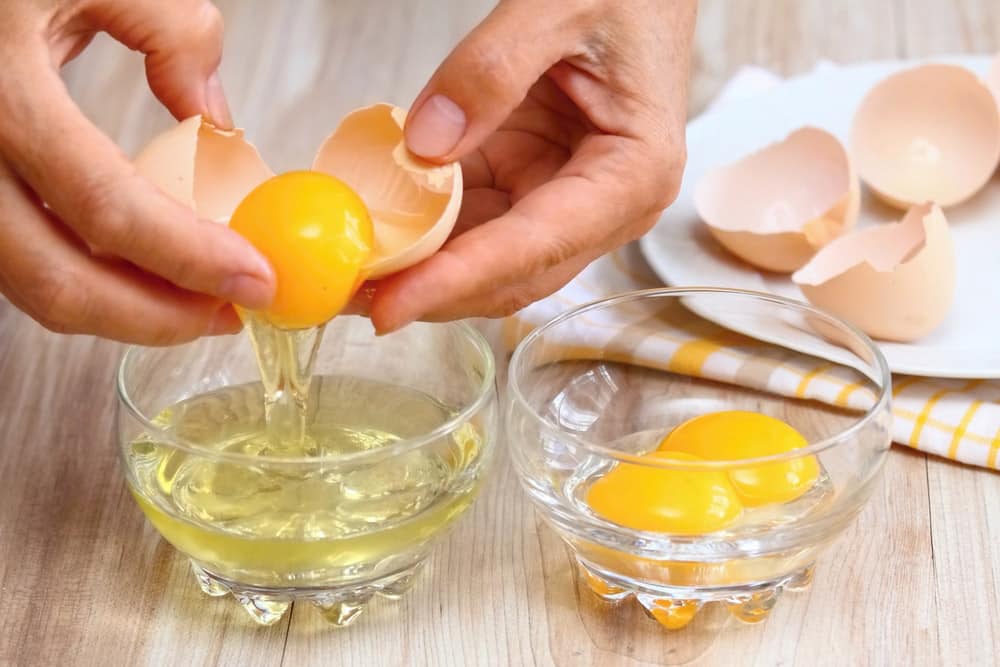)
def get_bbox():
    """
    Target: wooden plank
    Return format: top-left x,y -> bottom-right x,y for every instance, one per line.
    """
896,3 -> 1000,666
0,1 -> 997,664
689,0 -> 899,114
927,460 -> 1000,664
280,458 -> 549,666
0,316 -> 291,666
896,0 -> 1000,57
